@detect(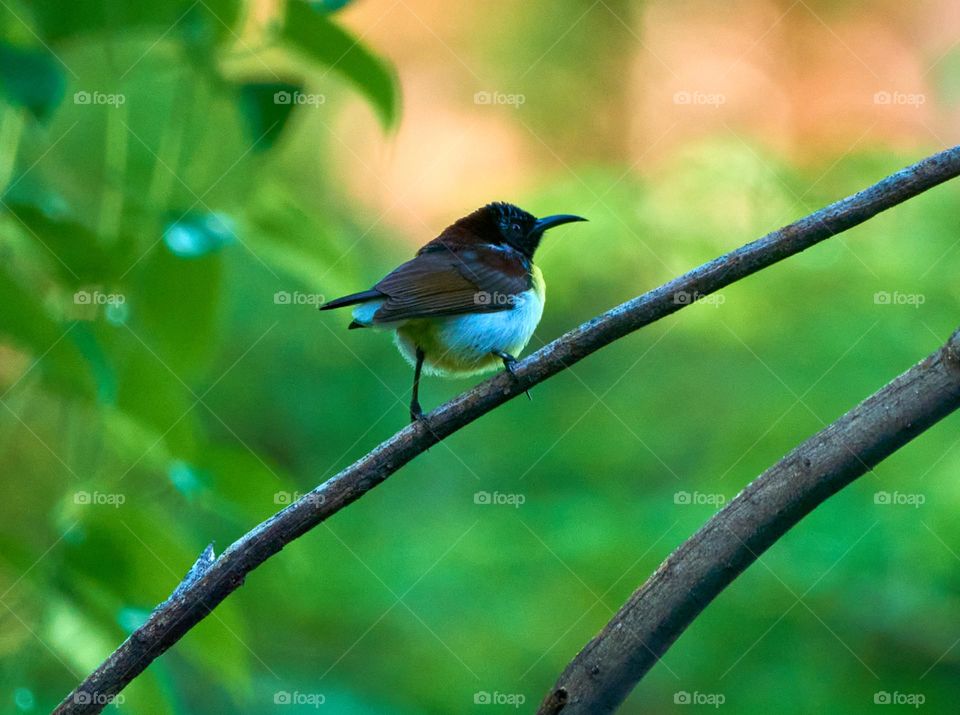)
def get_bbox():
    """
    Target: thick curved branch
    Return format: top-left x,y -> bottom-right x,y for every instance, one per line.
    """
57,145 -> 960,713
538,328 -> 960,715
